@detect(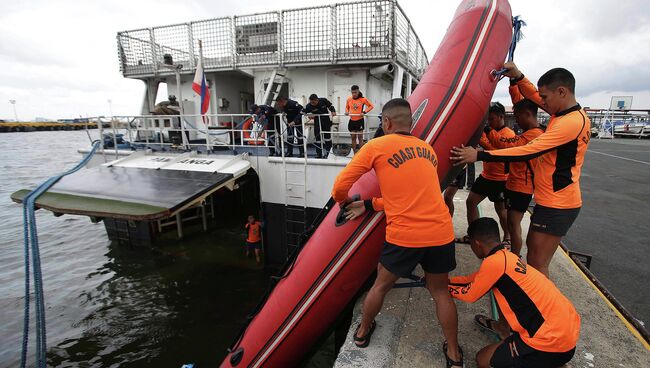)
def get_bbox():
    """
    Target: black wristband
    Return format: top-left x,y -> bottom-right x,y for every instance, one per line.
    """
511,73 -> 525,83
364,199 -> 374,212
